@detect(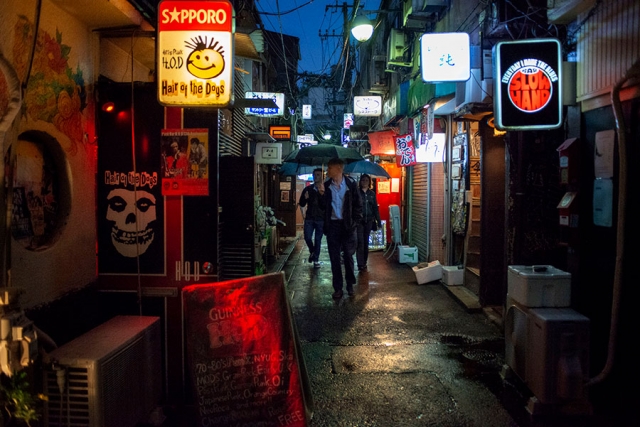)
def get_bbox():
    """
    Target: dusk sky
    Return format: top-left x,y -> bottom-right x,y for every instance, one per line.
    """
258,0 -> 378,74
